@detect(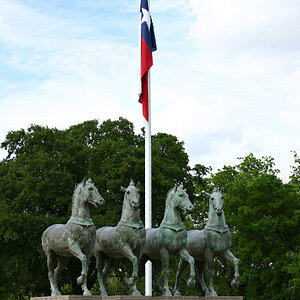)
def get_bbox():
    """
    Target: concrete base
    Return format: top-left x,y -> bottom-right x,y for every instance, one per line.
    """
31,296 -> 243,300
